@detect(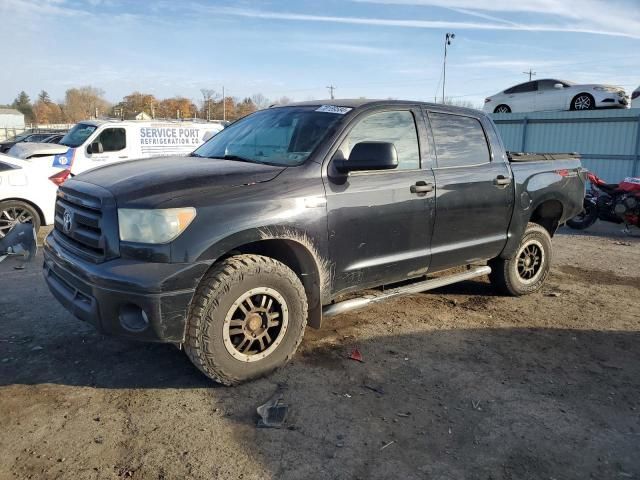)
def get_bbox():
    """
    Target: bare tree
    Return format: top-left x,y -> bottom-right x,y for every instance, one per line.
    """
250,93 -> 270,110
200,88 -> 219,120
442,97 -> 480,110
